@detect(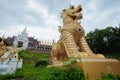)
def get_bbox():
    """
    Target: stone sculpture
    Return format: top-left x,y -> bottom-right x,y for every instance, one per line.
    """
0,37 -> 6,56
50,5 -> 120,80
0,37 -> 23,75
50,5 -> 105,64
